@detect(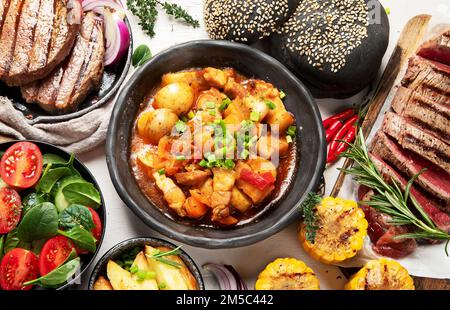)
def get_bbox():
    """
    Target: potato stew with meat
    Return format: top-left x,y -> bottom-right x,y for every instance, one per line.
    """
130,67 -> 298,227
